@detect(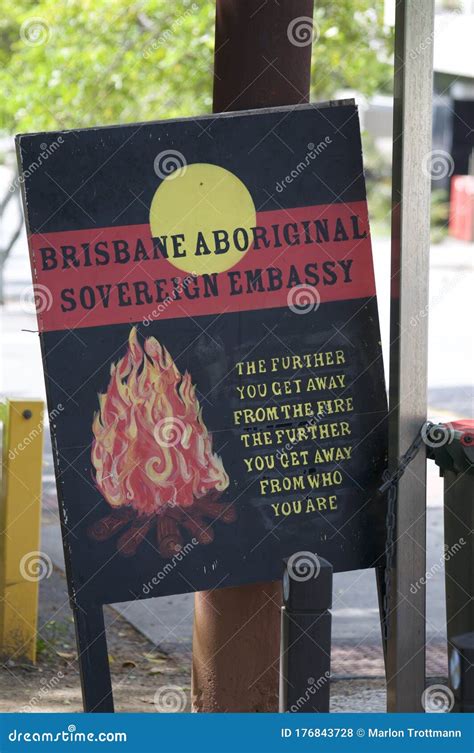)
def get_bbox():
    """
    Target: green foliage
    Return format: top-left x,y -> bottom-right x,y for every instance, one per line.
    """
311,1 -> 393,100
0,0 -> 392,134
430,188 -> 450,244
362,131 -> 392,235
36,635 -> 48,657
0,0 -> 215,132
